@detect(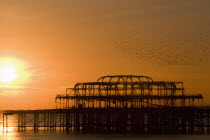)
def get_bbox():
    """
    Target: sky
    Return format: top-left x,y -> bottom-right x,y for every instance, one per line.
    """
0,0 -> 210,109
